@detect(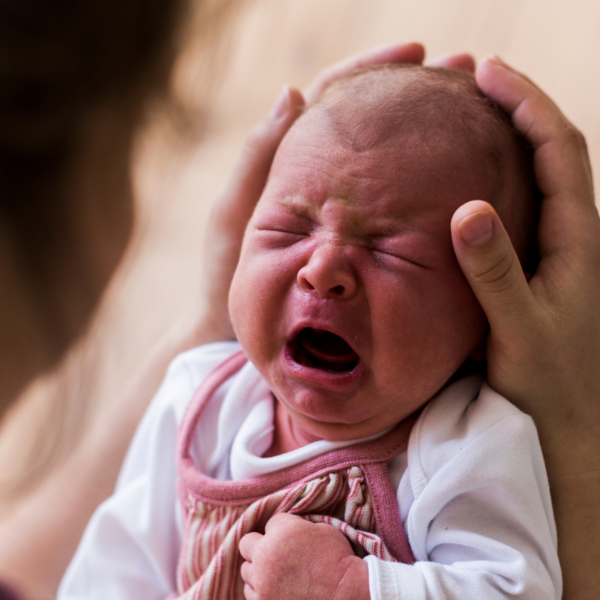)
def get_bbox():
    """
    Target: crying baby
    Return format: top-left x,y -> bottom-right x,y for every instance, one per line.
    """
60,65 -> 561,600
